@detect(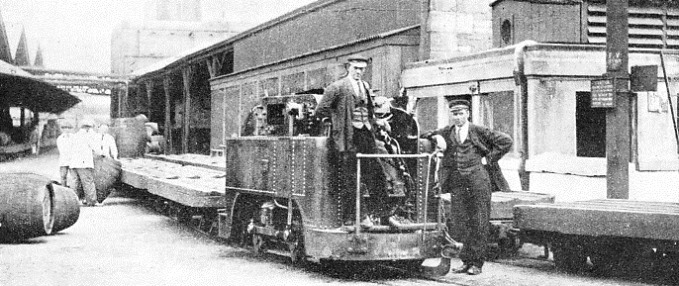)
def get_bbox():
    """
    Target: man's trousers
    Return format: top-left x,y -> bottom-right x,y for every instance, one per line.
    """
441,165 -> 492,268
70,168 -> 97,206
